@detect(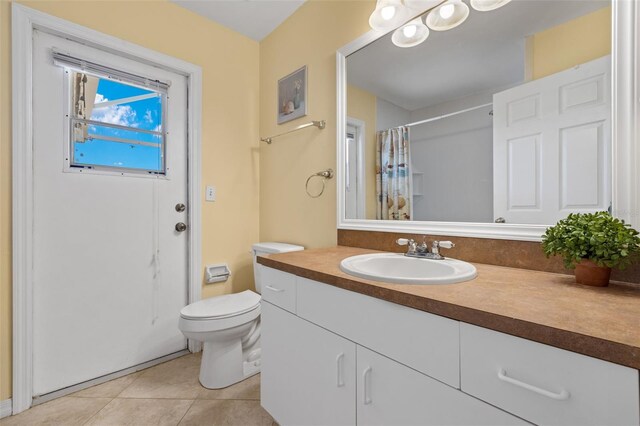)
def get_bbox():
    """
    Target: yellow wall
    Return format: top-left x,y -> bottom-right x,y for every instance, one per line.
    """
0,0 -> 11,402
531,6 -> 611,80
259,0 -> 373,248
346,85 -> 377,220
0,0 -> 260,400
